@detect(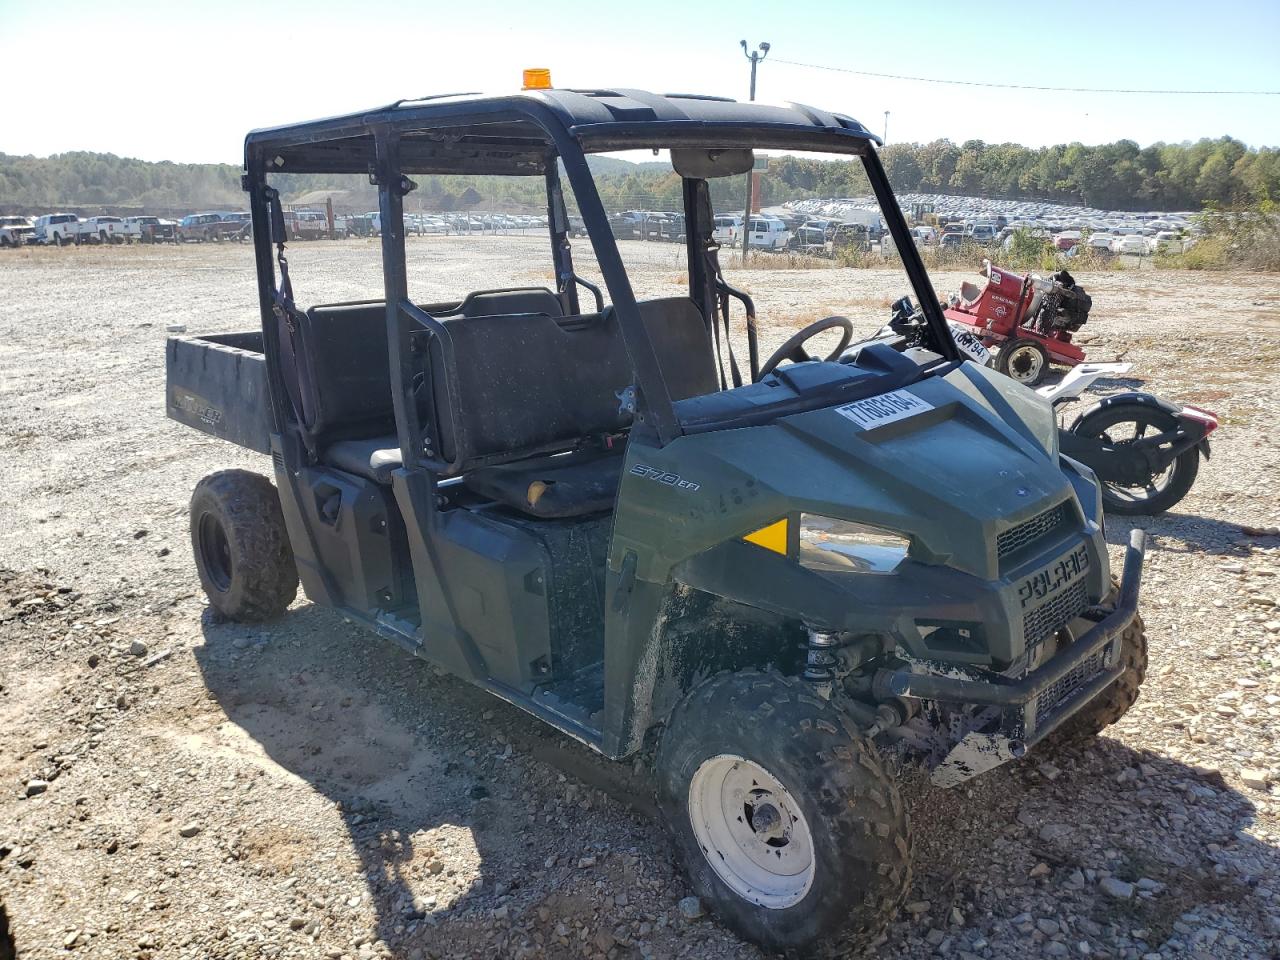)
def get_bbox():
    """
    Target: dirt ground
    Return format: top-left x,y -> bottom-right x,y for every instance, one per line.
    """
1,238 -> 1278,960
